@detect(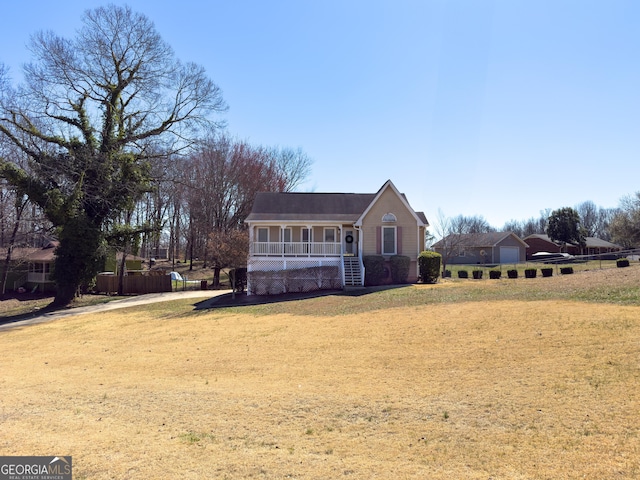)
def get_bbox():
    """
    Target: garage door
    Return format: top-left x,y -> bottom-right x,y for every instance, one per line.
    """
500,246 -> 520,263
